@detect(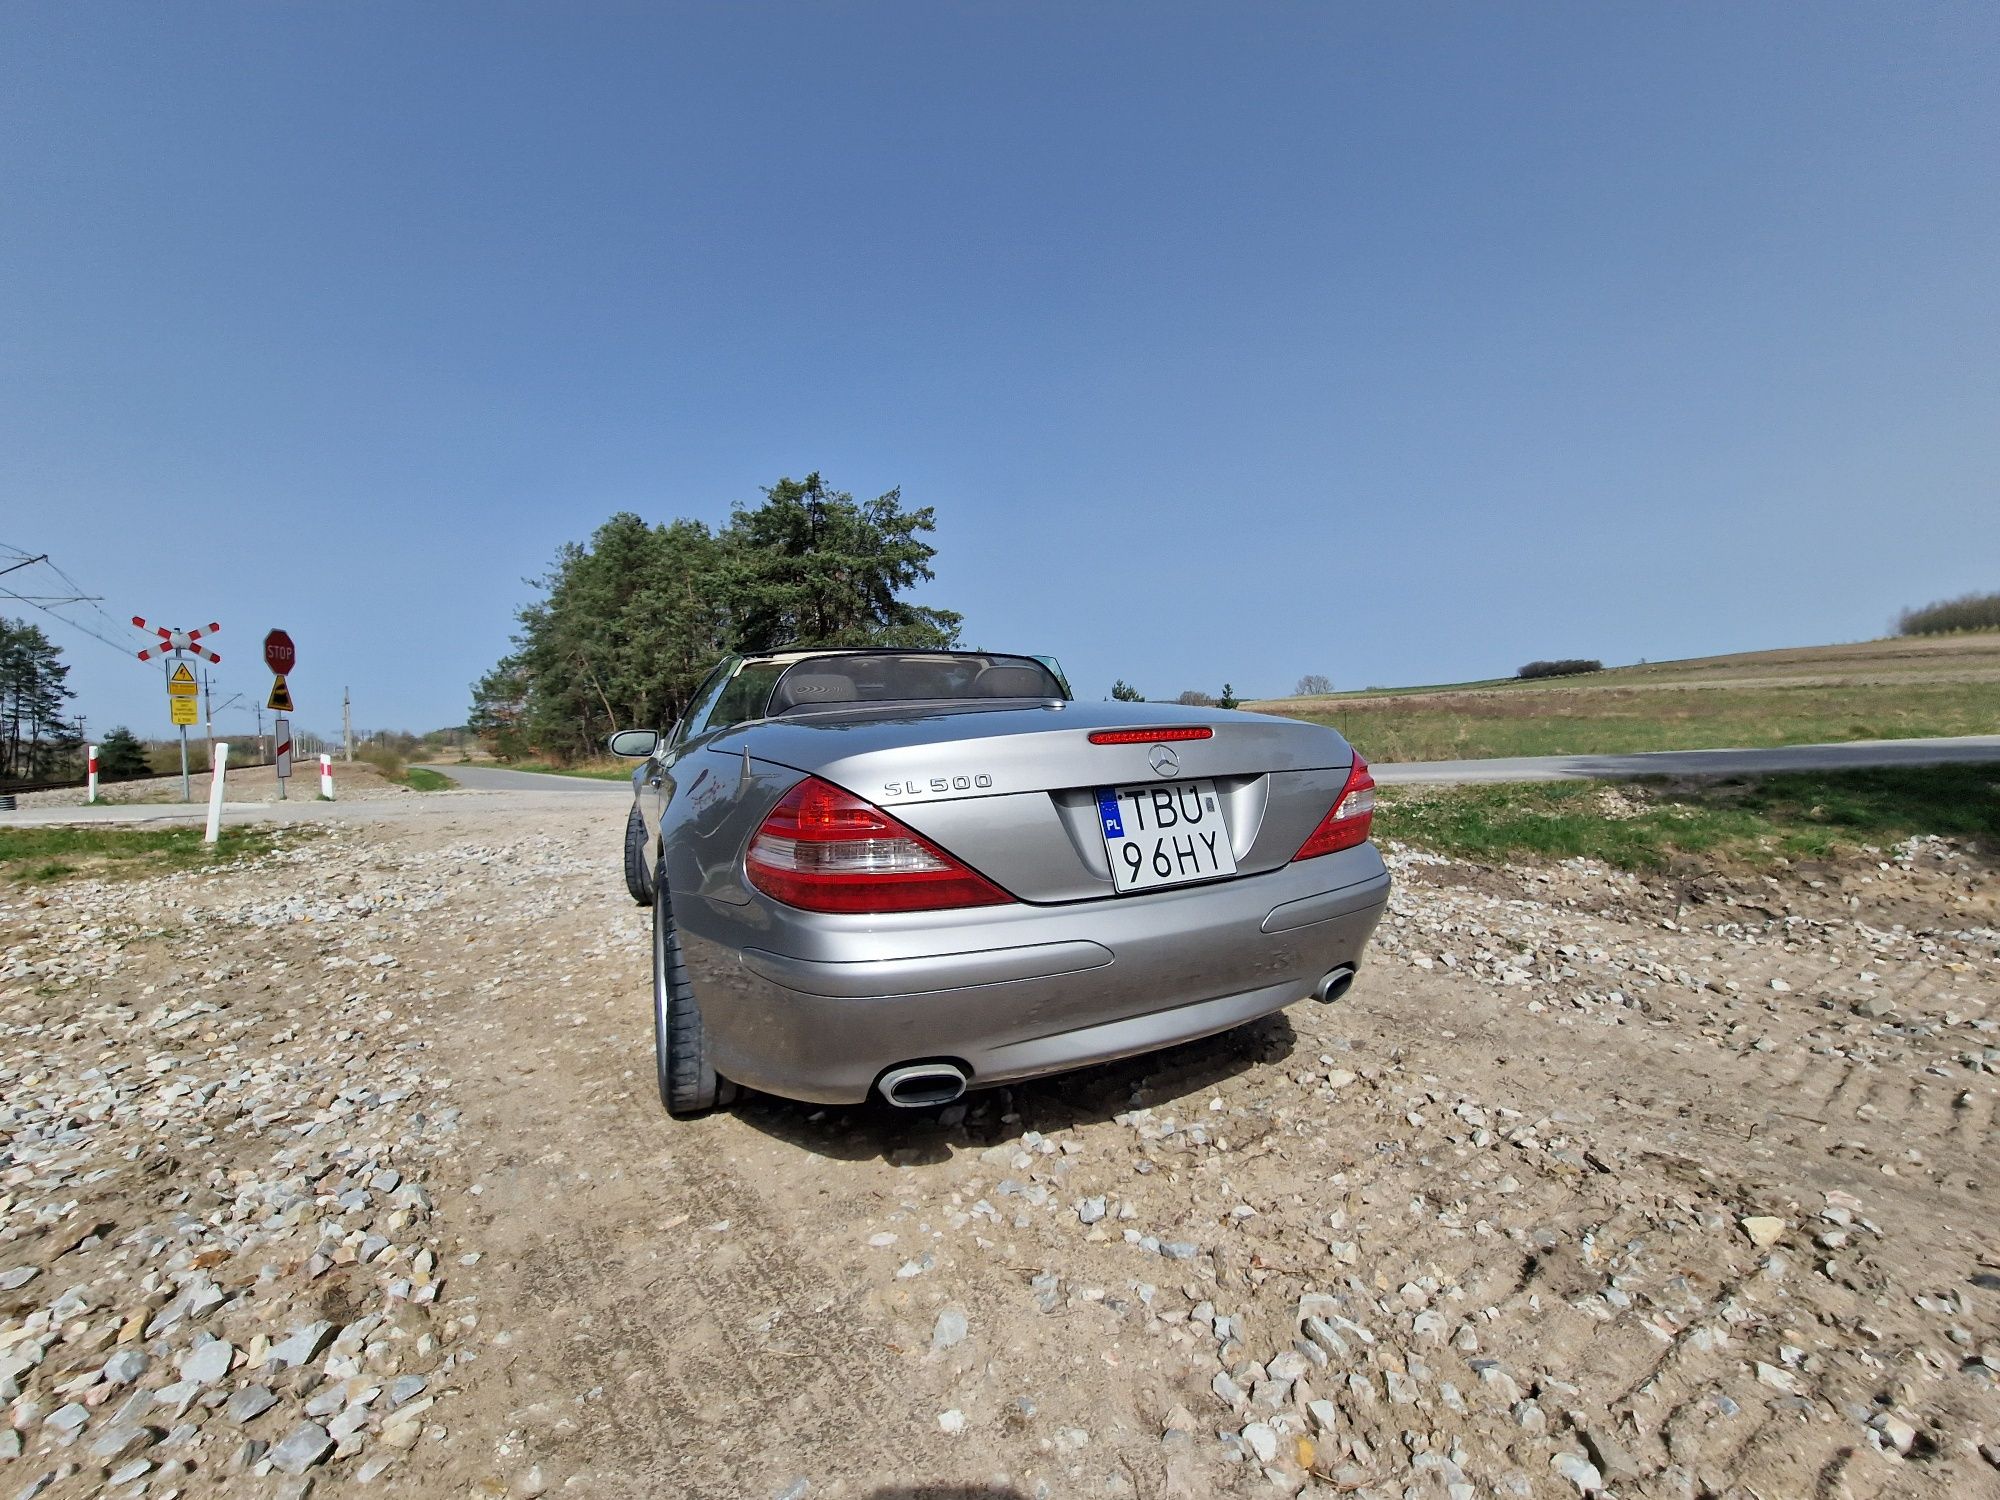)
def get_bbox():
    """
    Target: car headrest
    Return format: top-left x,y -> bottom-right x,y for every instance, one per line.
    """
973,664 -> 1049,697
773,672 -> 860,712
